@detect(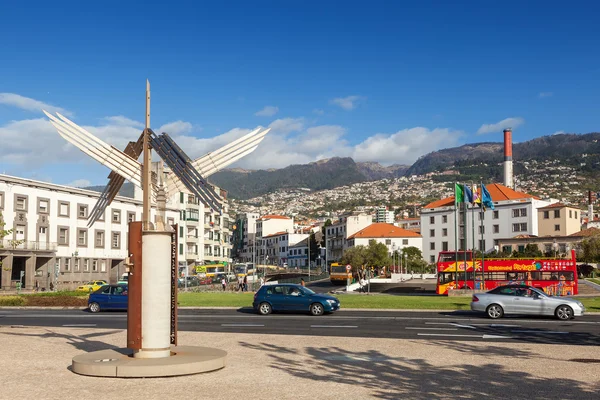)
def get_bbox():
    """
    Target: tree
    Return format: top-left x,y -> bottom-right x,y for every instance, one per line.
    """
340,245 -> 368,267
577,235 -> 600,263
399,246 -> 428,273
365,240 -> 391,267
320,219 -> 332,247
512,244 -> 542,258
309,233 -> 320,263
0,211 -> 13,268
